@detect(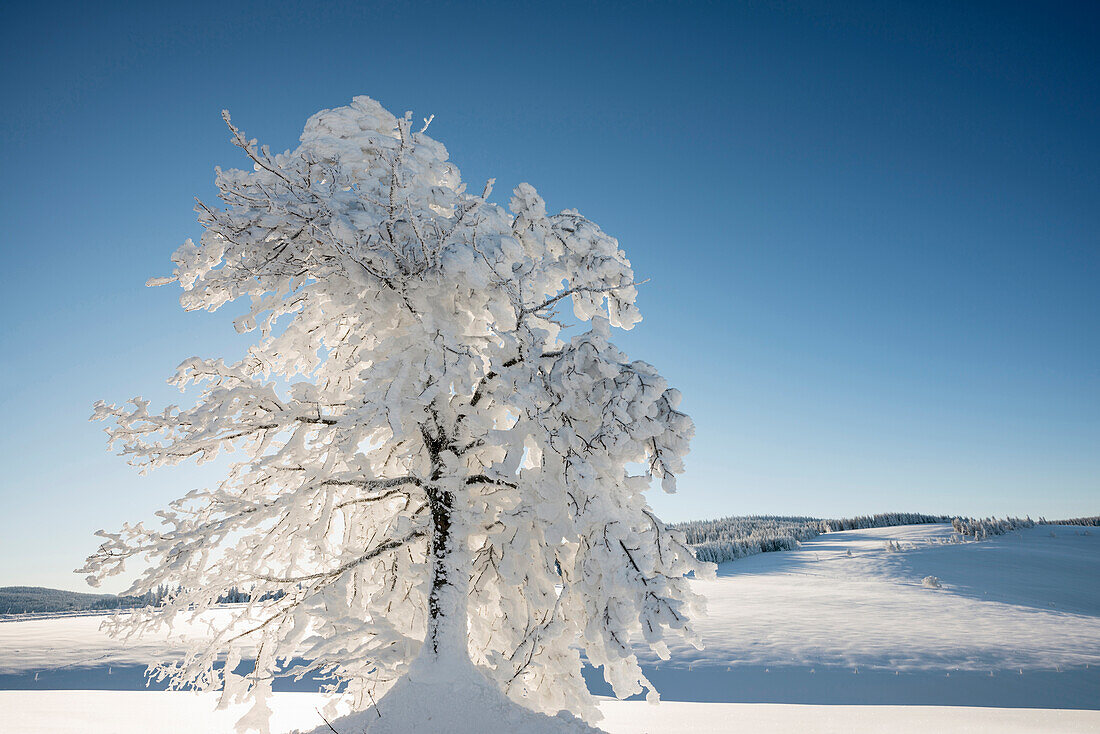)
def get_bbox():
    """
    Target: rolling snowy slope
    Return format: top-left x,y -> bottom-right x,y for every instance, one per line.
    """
596,523 -> 1100,709
670,523 -> 1100,671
